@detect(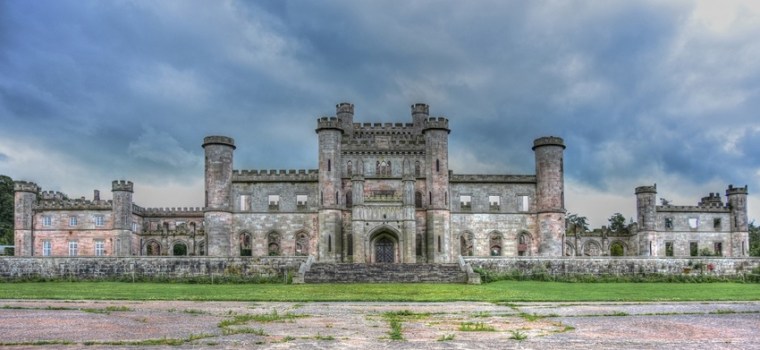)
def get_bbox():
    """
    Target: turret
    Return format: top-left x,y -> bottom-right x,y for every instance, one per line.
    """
316,113 -> 344,261
635,184 -> 657,256
13,181 -> 39,256
336,102 -> 354,134
423,111 -> 451,262
111,180 -> 134,256
412,103 -> 429,129
532,136 -> 566,256
203,135 -> 236,256
726,185 -> 748,232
